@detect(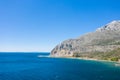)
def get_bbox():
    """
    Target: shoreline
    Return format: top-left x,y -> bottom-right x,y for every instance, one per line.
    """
38,55 -> 118,63
65,57 -> 118,63
54,56 -> 117,62
38,55 -> 120,67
